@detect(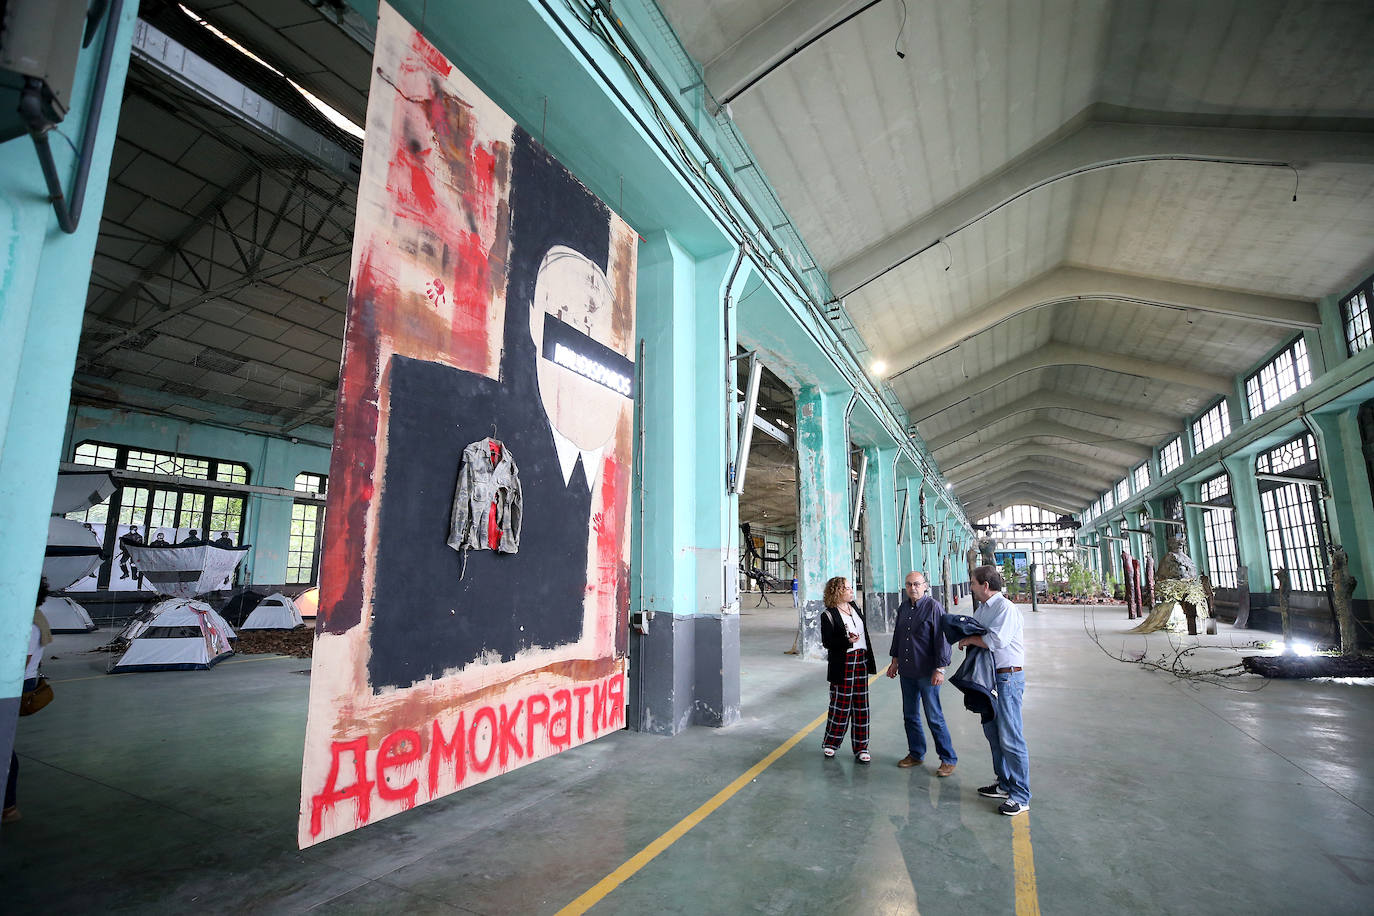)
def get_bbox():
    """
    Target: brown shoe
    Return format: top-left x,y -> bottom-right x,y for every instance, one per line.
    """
936,763 -> 956,777
897,755 -> 923,768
